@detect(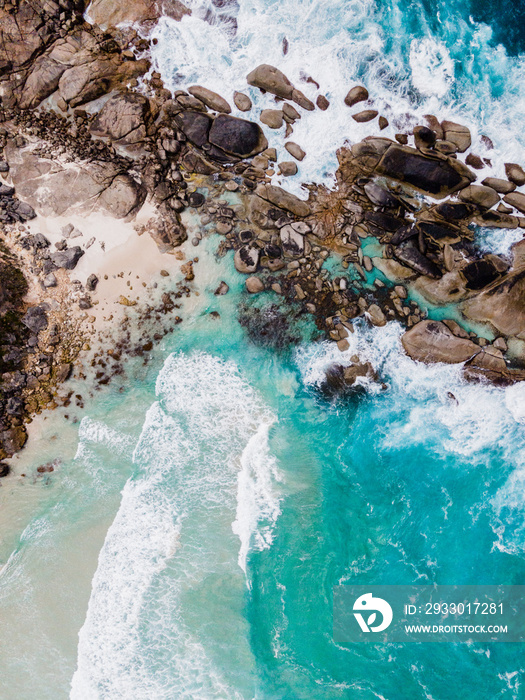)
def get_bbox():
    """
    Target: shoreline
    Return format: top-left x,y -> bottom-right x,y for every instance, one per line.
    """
1,0 -> 525,466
